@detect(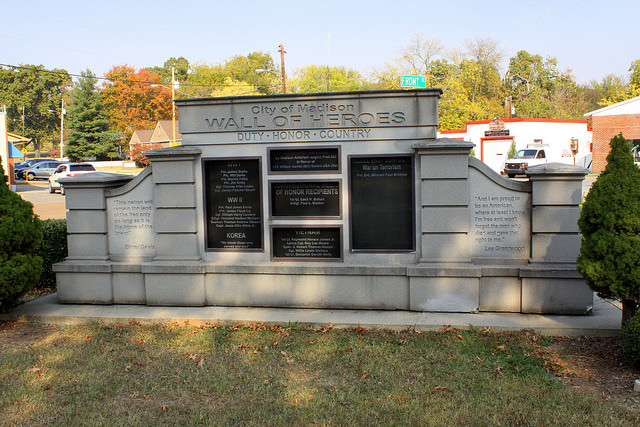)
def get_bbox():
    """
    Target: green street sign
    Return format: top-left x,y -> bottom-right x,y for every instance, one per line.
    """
400,75 -> 426,88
